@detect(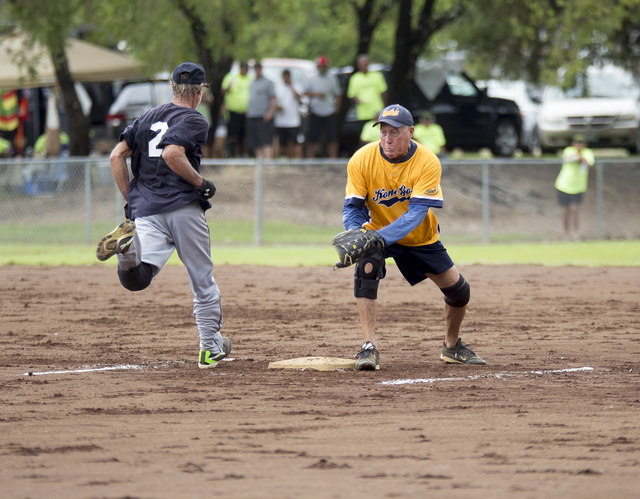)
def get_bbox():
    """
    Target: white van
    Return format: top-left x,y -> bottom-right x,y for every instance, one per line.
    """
536,66 -> 640,152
